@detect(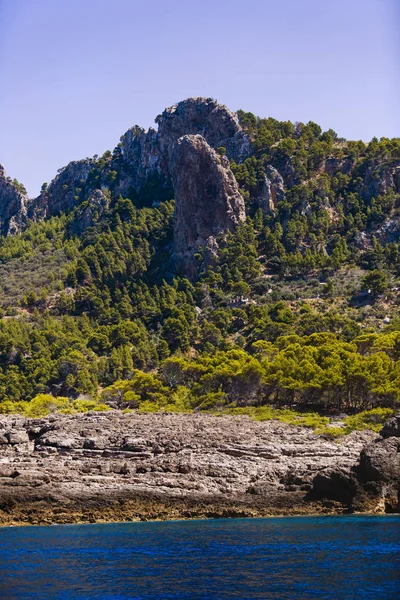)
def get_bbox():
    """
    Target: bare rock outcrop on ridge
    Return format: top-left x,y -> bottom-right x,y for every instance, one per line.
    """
0,98 -> 251,276
257,165 -> 286,215
0,164 -> 31,235
118,97 -> 250,198
171,135 -> 246,277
